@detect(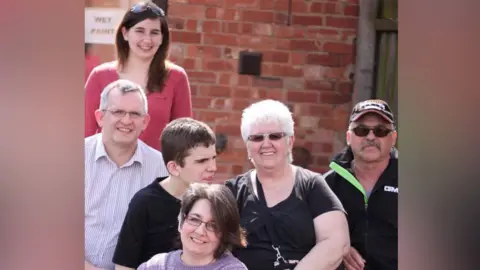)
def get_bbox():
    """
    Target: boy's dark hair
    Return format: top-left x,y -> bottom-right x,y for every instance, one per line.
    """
179,183 -> 247,259
161,118 -> 216,167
